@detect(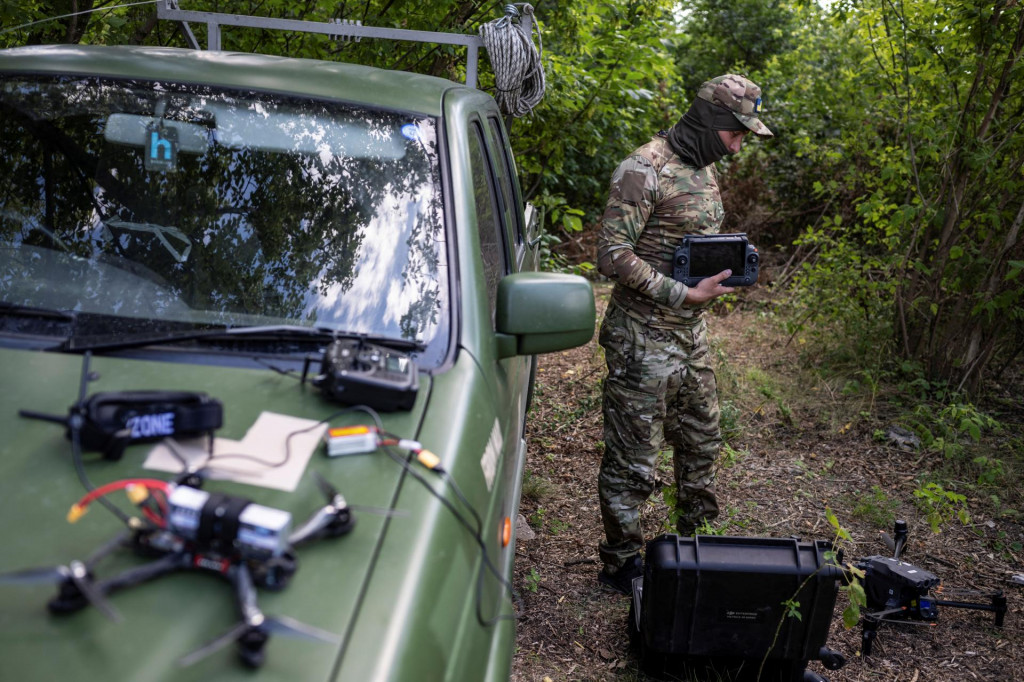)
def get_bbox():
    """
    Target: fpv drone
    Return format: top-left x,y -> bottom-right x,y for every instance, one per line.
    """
0,471 -> 355,668
855,519 -> 1008,655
